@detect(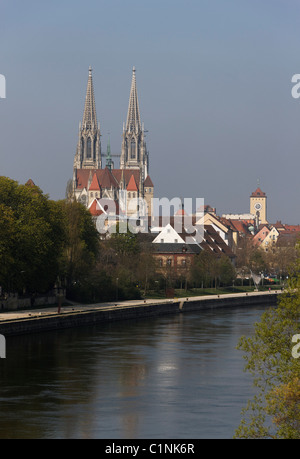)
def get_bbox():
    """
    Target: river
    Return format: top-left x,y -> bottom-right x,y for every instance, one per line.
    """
0,304 -> 268,439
